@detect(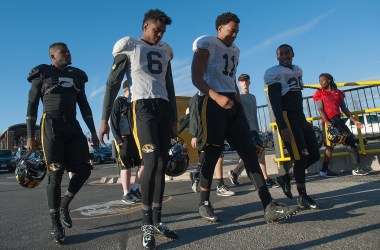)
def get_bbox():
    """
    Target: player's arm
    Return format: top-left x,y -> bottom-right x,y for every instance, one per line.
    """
340,101 -> 362,128
99,54 -> 128,143
268,82 -> 294,143
315,100 -> 331,127
26,79 -> 42,152
191,49 -> 233,109
267,83 -> 287,130
166,61 -> 178,138
110,98 -> 123,145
